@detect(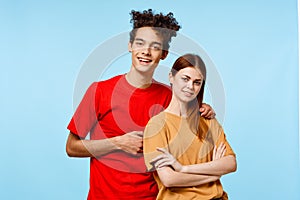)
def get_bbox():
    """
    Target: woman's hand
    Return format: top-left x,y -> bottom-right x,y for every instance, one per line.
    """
212,142 -> 226,161
150,147 -> 183,172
